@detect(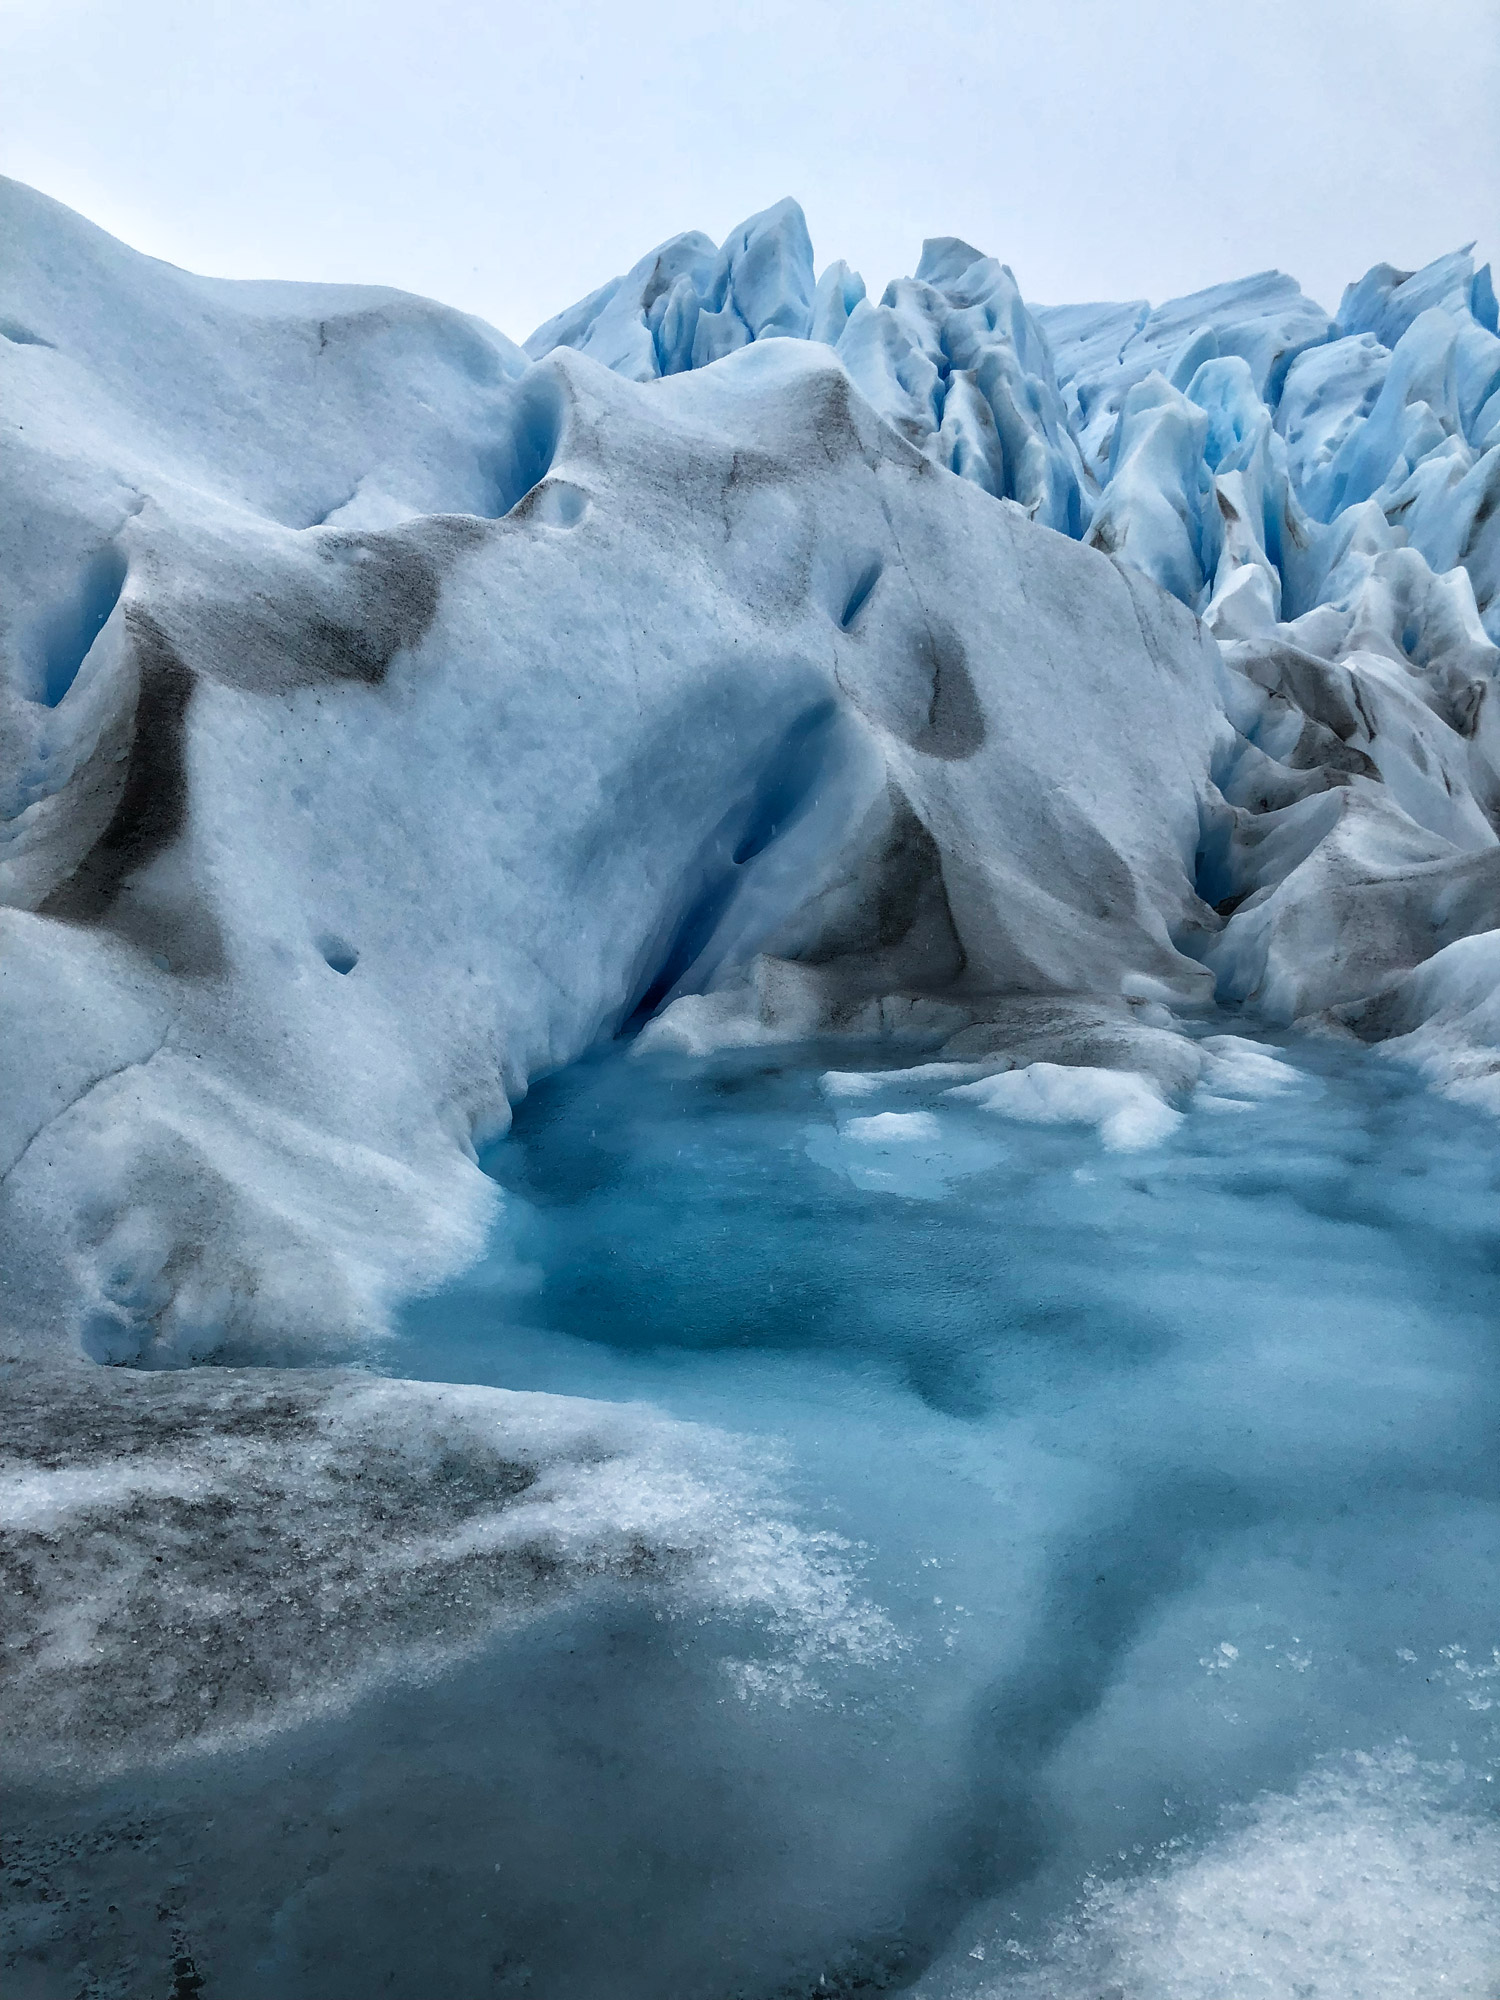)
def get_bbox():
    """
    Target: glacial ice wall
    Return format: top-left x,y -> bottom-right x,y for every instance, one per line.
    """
523,204 -> 1500,1085
4,176 -> 1500,1380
